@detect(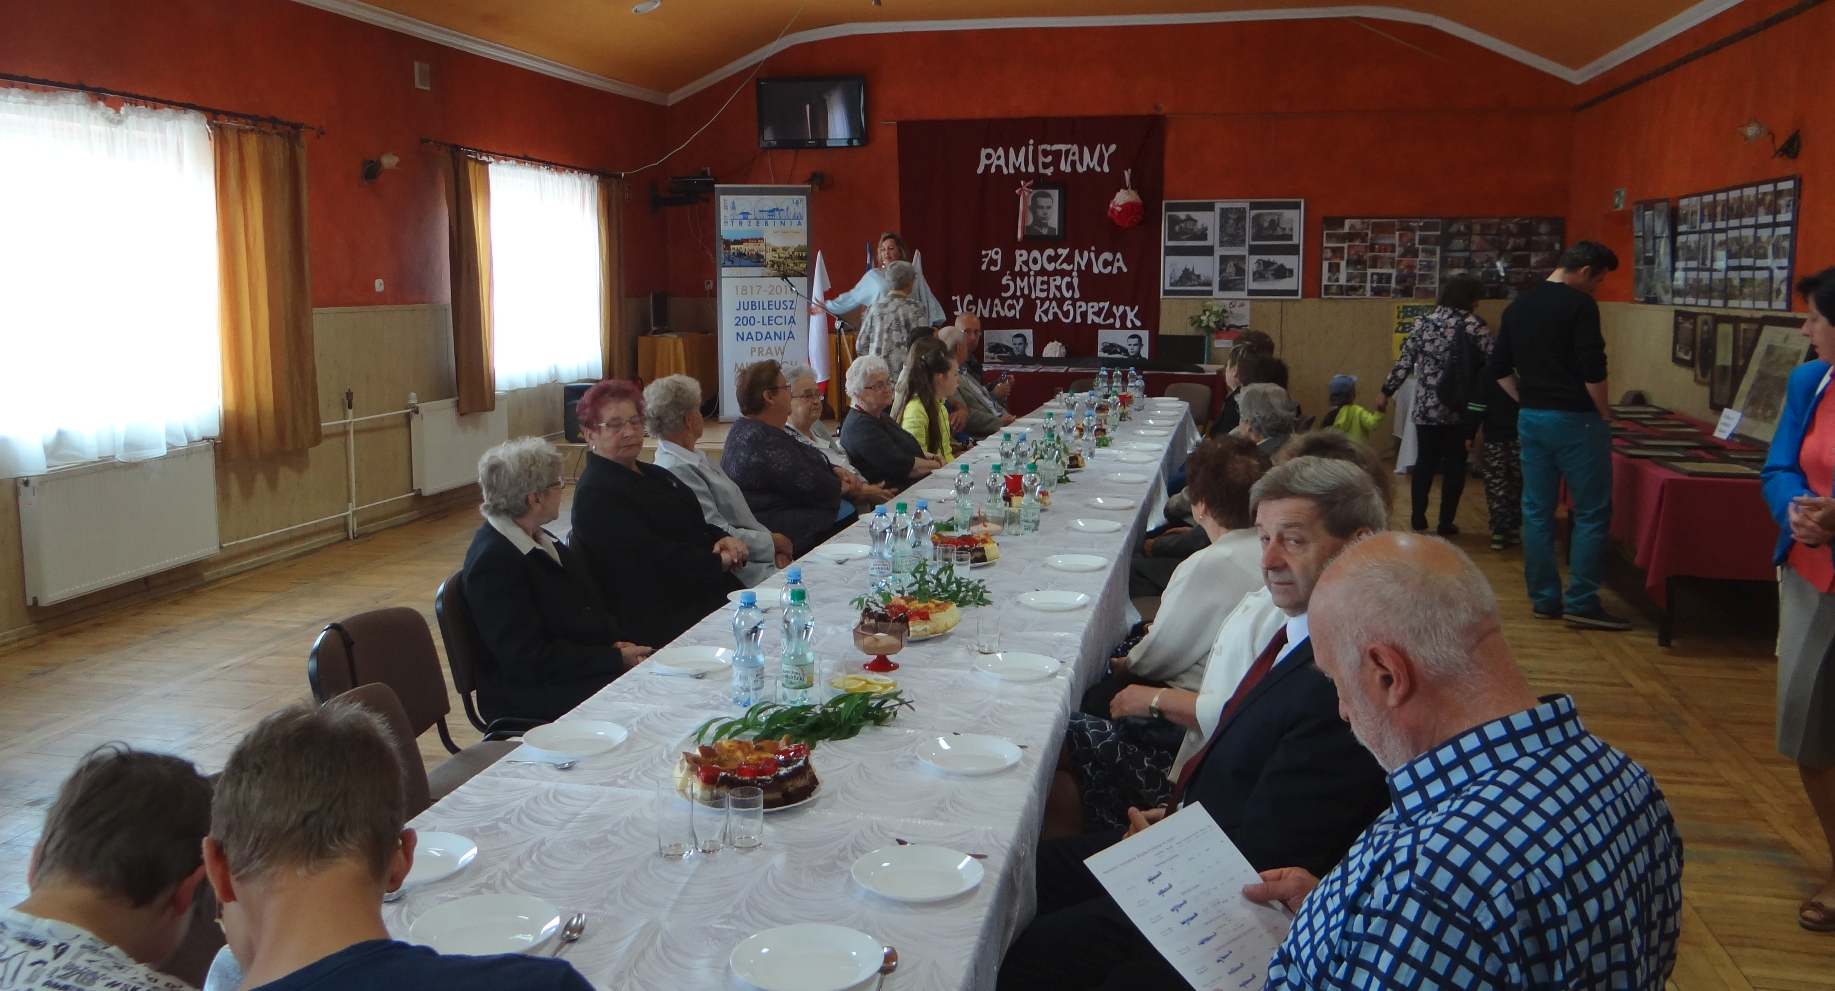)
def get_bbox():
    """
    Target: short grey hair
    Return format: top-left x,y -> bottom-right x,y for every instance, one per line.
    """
1238,383 -> 1298,438
846,355 -> 891,401
885,260 -> 916,291
1249,455 -> 1388,539
643,374 -> 702,436
782,363 -> 819,389
1316,534 -> 1498,680
937,325 -> 966,355
478,437 -> 563,520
